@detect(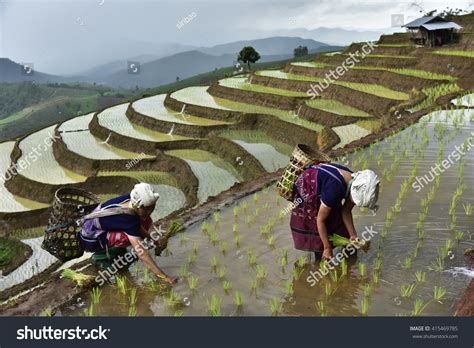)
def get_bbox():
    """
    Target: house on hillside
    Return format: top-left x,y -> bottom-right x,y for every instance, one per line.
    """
403,16 -> 462,47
